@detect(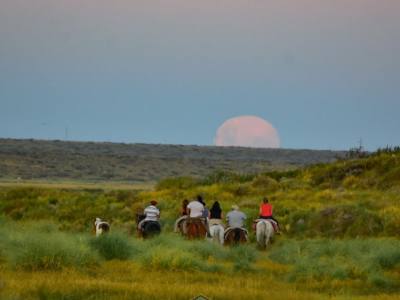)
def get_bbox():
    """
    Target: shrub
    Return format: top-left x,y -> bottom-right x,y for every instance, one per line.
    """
89,233 -> 137,260
5,229 -> 98,270
140,245 -> 205,271
251,175 -> 280,192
